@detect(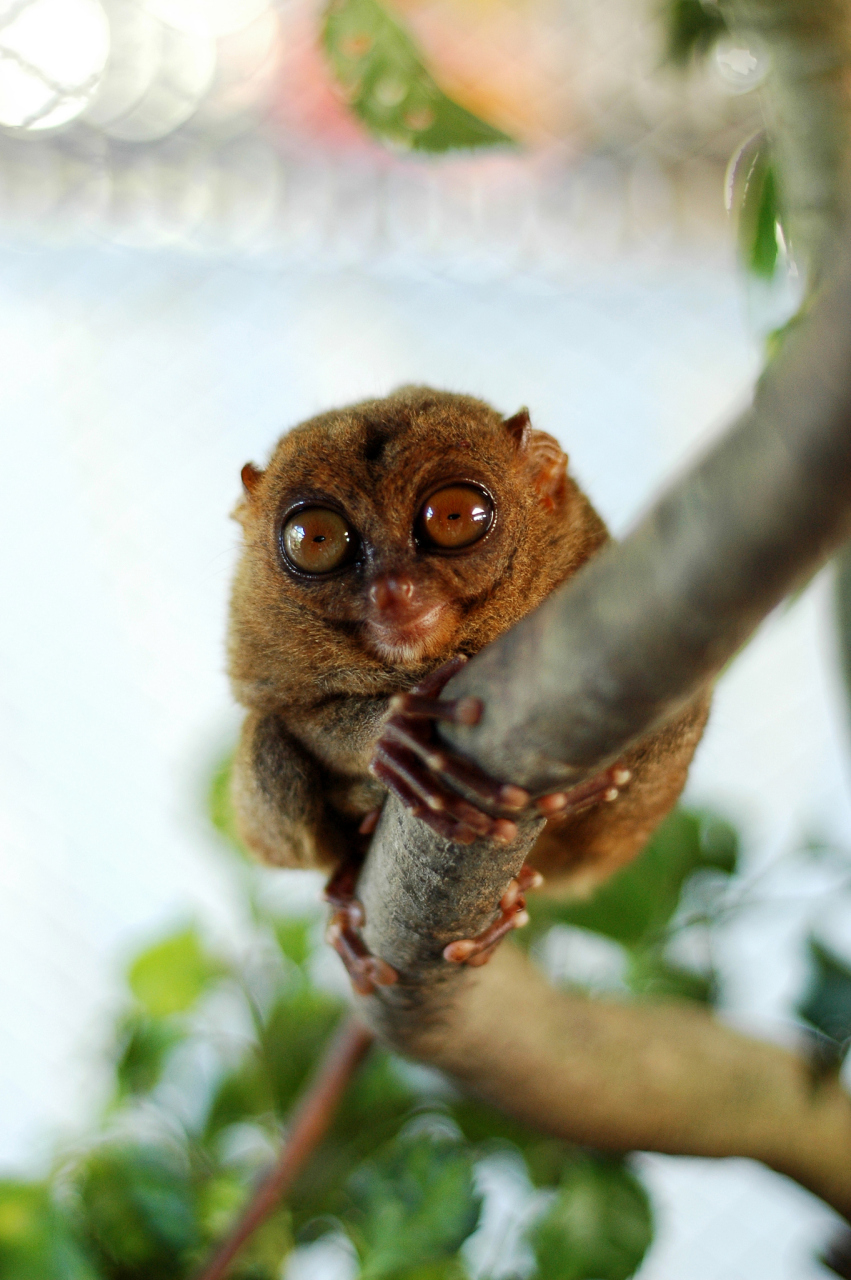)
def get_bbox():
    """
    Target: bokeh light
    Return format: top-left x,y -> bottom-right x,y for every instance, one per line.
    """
0,0 -> 110,130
